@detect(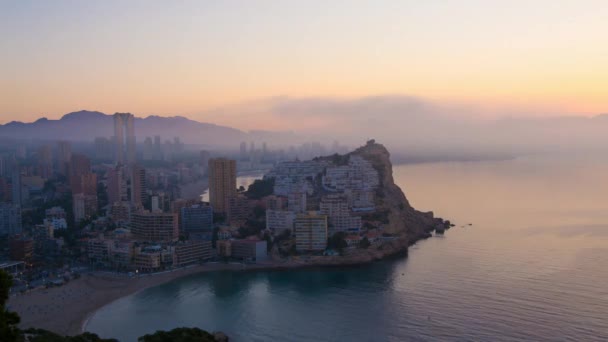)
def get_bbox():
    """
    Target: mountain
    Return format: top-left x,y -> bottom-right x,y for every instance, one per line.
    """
0,110 -> 248,147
